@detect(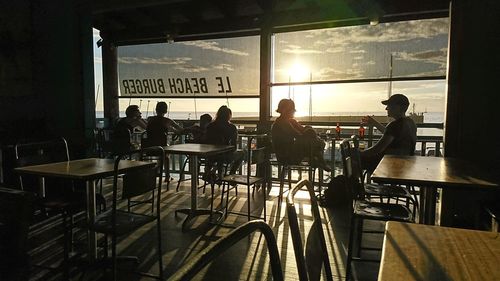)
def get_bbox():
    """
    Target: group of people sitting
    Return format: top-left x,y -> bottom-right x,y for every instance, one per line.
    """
113,92 -> 417,179
271,93 -> 417,173
113,102 -> 244,180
